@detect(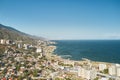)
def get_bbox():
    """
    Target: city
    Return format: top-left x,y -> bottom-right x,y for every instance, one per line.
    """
0,39 -> 120,80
